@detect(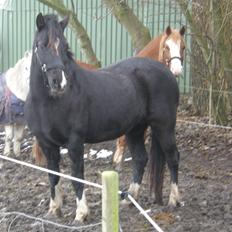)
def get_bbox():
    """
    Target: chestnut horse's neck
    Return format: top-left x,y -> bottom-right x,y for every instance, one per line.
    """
76,60 -> 96,70
136,33 -> 166,63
